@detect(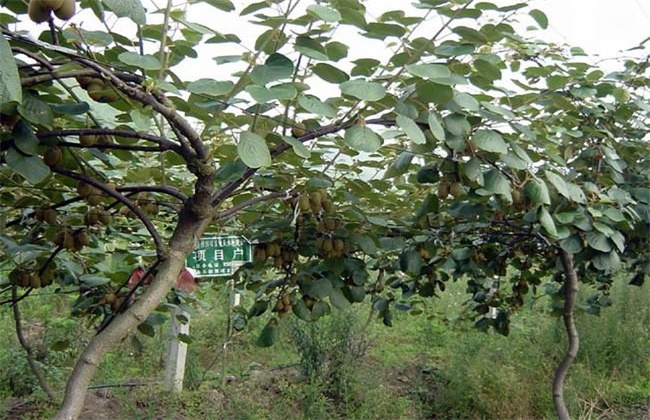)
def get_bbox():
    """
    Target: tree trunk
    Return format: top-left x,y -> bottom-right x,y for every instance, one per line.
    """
53,209 -> 212,420
552,250 -> 580,420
